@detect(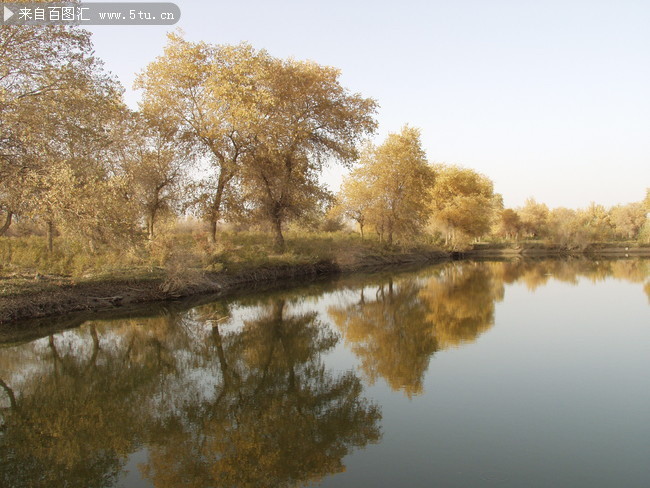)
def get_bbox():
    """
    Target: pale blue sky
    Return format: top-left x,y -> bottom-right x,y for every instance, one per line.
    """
87,0 -> 649,209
